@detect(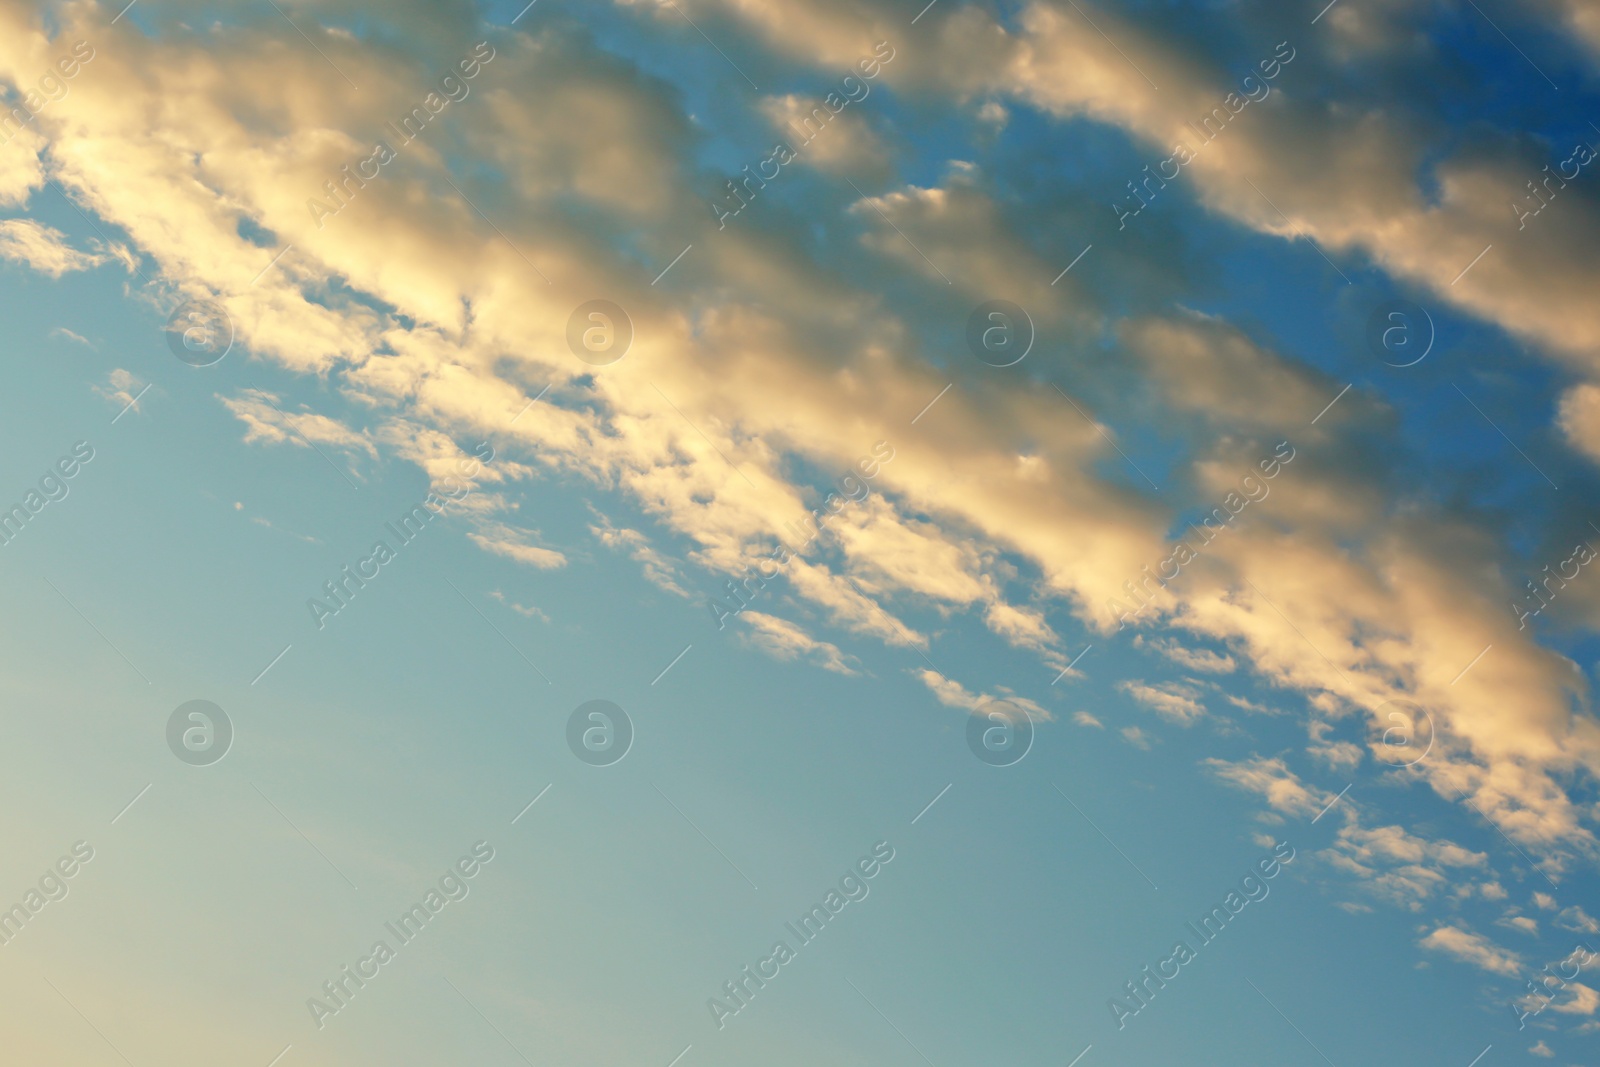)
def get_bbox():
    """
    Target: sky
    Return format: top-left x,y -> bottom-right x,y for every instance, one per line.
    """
1,0 -> 1600,1064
